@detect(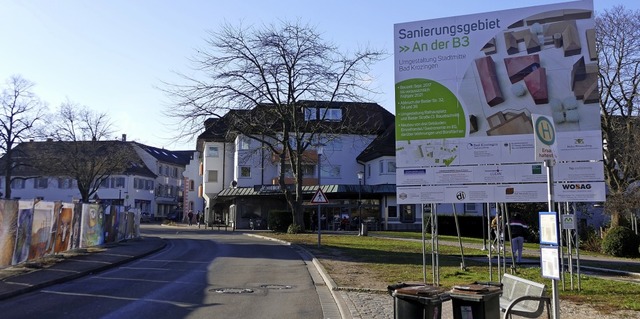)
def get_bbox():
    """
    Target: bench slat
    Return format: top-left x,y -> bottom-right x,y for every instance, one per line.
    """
500,274 -> 549,319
